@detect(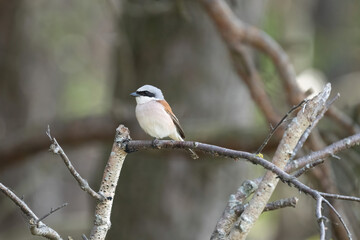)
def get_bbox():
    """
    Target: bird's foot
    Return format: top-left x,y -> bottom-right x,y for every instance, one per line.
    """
152,138 -> 161,149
